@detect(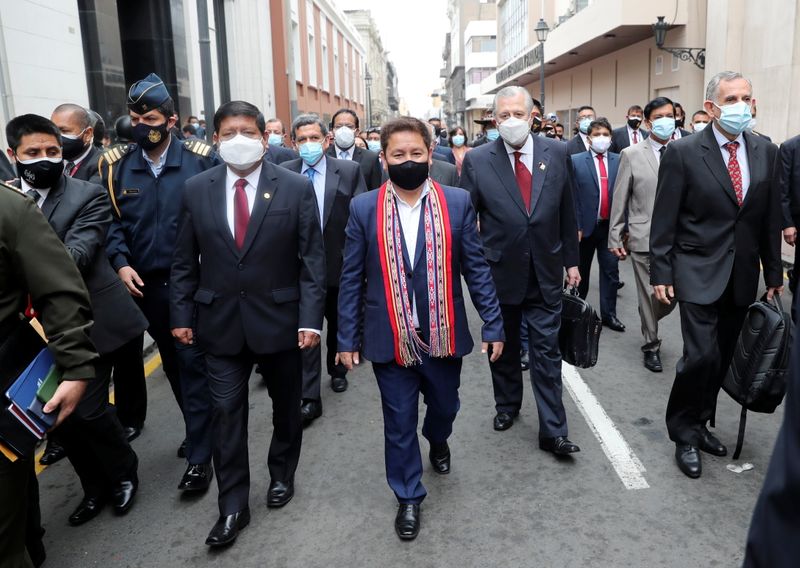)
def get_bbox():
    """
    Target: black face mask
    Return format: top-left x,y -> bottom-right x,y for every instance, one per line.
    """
16,157 -> 63,189
675,118 -> 685,128
531,116 -> 542,133
627,117 -> 642,130
132,121 -> 170,150
61,134 -> 89,162
433,126 -> 442,137
388,160 -> 429,190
